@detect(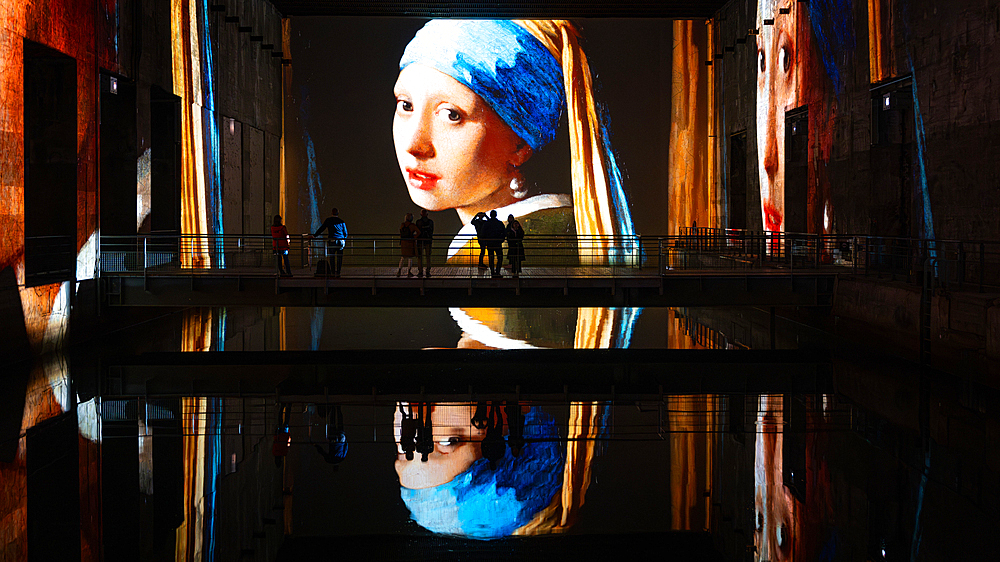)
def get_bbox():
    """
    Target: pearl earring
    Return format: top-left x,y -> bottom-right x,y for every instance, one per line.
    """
510,173 -> 528,199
